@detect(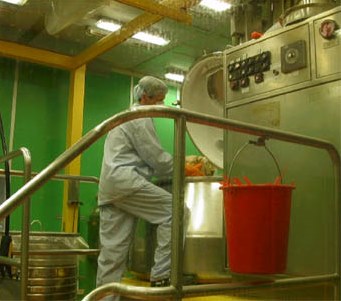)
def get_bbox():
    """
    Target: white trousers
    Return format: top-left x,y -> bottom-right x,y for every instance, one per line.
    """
96,181 -> 175,290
